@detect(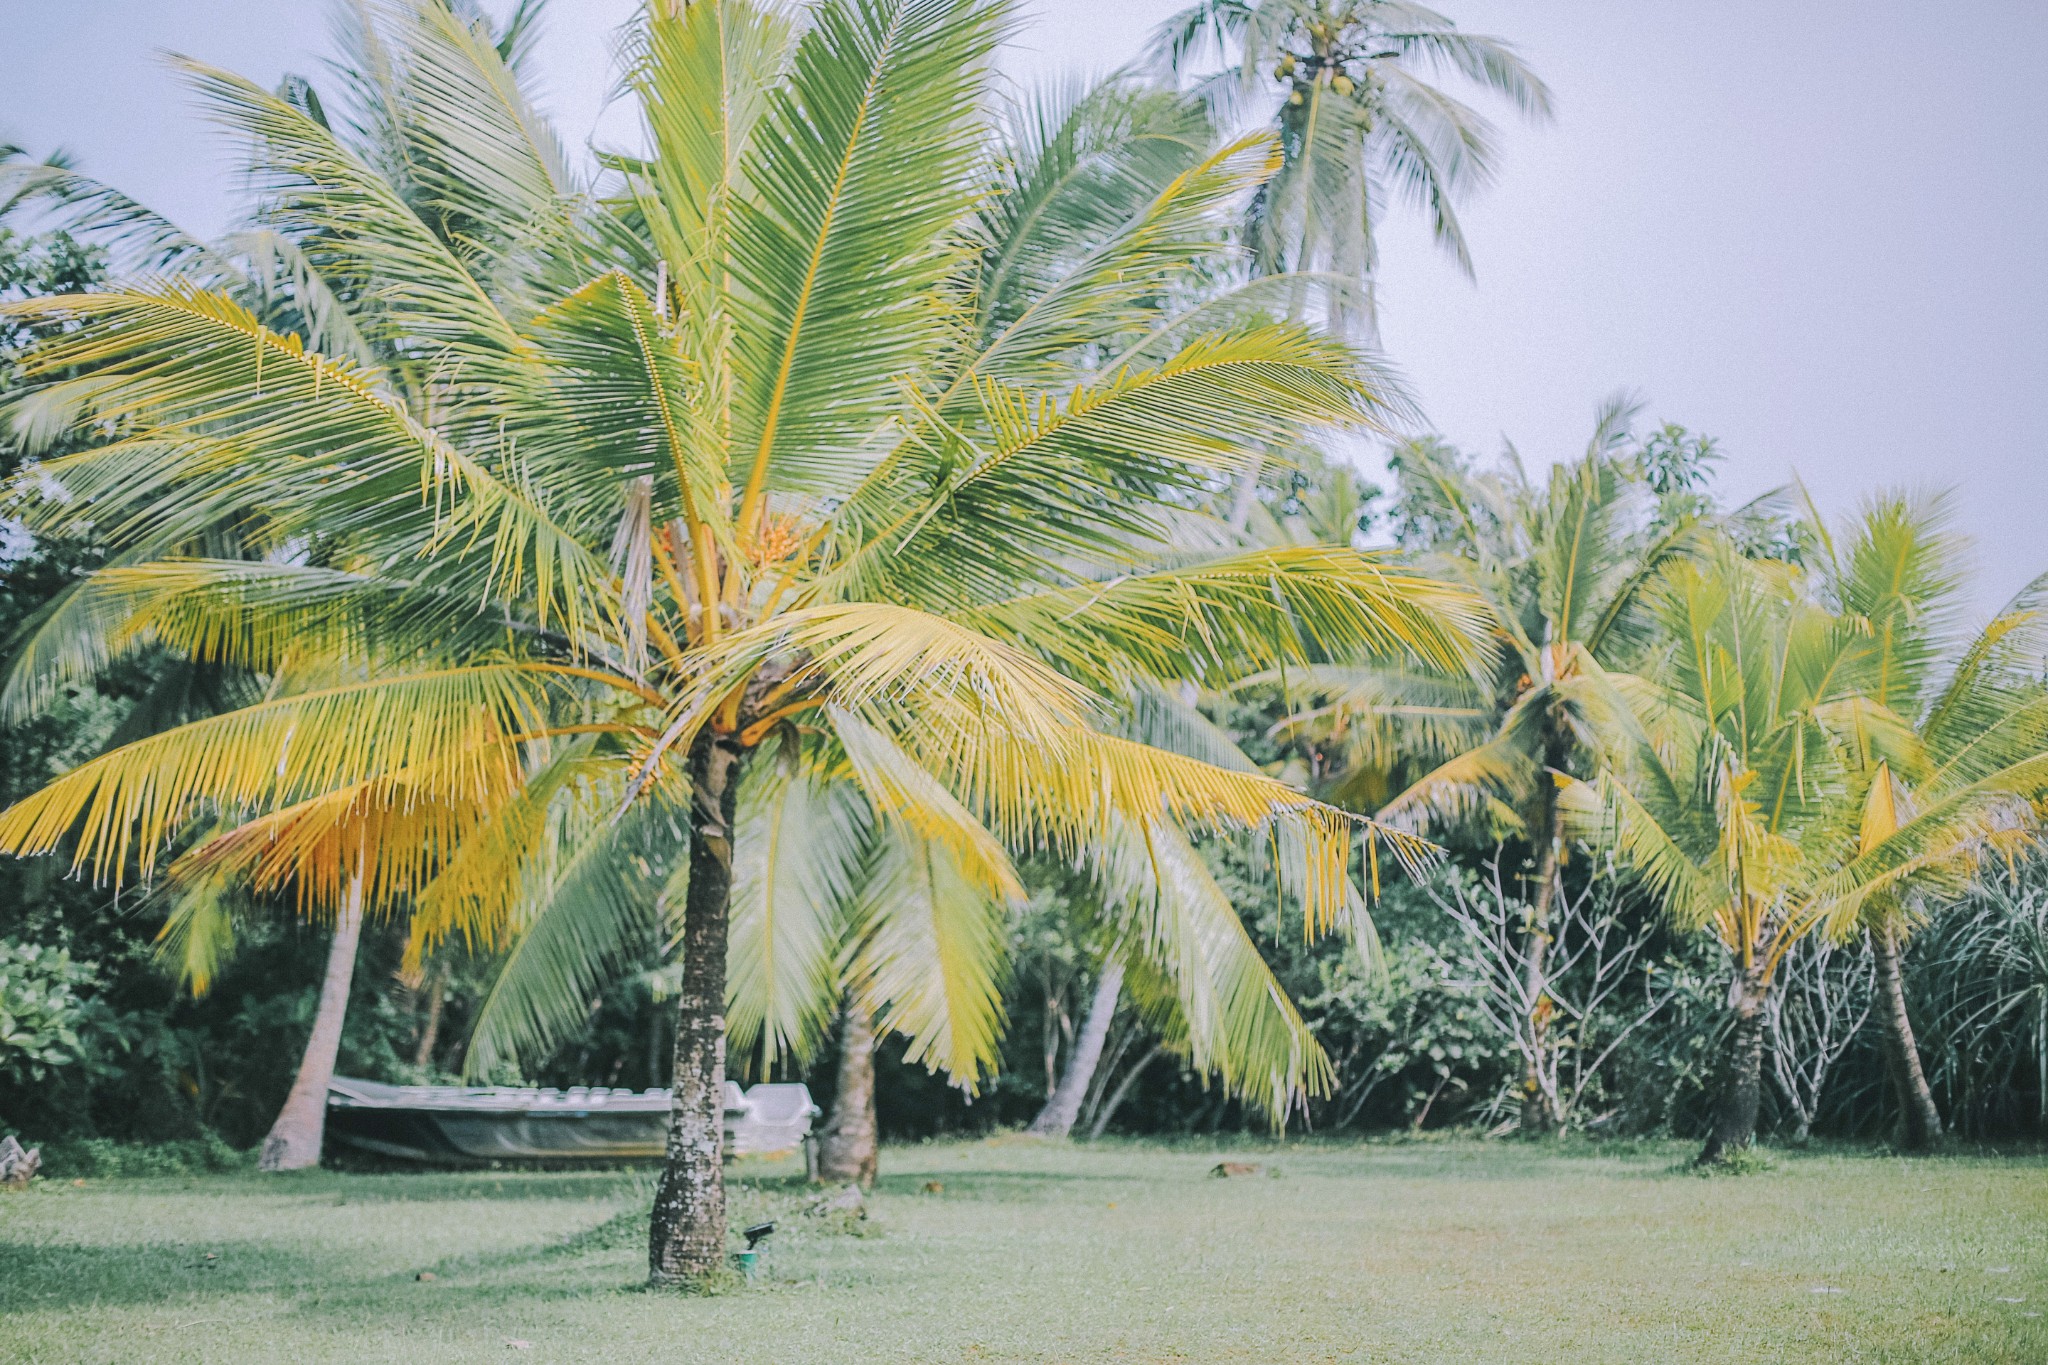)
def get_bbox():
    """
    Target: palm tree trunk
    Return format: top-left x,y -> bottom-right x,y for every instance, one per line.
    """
817,1001 -> 879,1187
649,732 -> 744,1287
1871,926 -> 1943,1151
1028,957 -> 1124,1138
1087,1041 -> 1163,1140
411,965 -> 446,1070
258,873 -> 364,1172
1226,458 -> 1266,533
1699,965 -> 1768,1165
1519,798 -> 1563,1136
